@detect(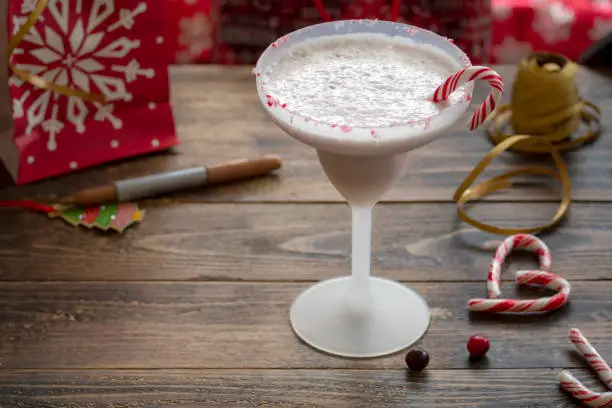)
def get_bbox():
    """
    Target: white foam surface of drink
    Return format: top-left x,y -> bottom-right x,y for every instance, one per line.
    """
261,33 -> 467,129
